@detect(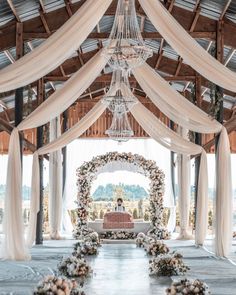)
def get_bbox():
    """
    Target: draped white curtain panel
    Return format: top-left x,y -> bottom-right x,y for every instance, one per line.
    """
130,102 -> 208,245
26,101 -> 106,247
133,62 -> 232,256
176,128 -> 192,240
0,0 -> 112,92
138,0 -> 236,92
3,50 -> 106,259
49,118 -> 62,240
